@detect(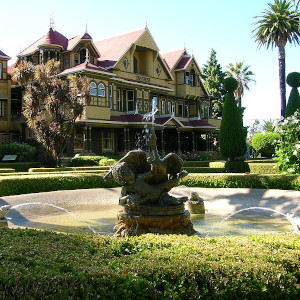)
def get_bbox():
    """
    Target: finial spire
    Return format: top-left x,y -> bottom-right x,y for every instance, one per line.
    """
50,13 -> 55,30
145,17 -> 148,29
85,20 -> 88,33
184,42 -> 186,50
